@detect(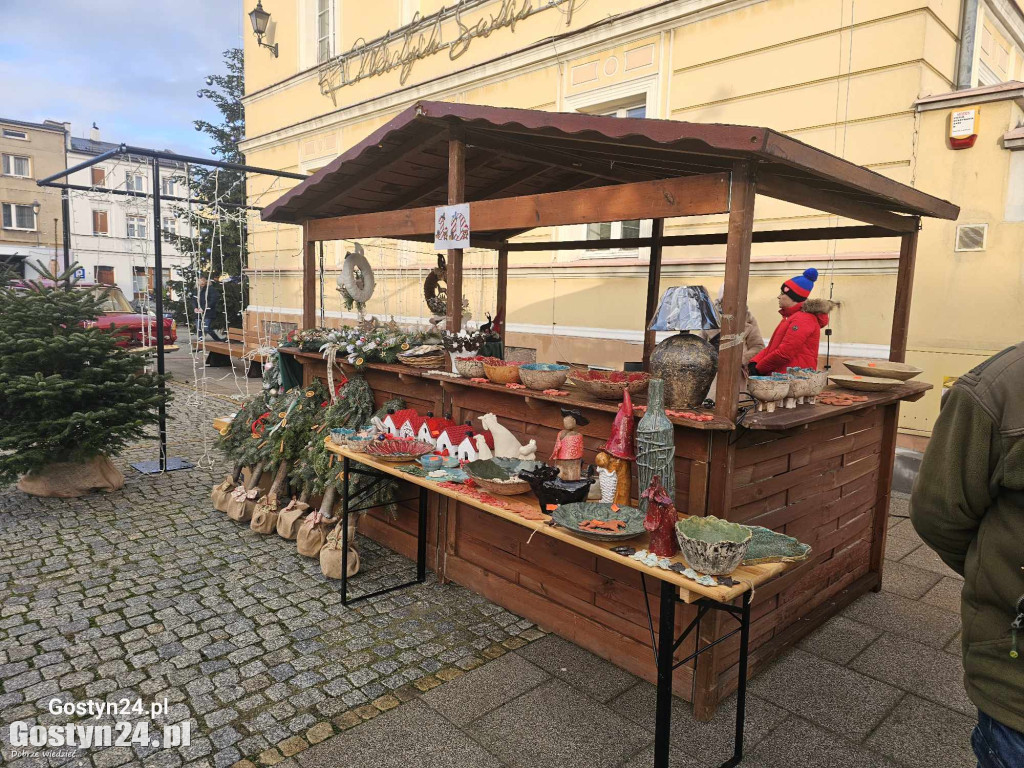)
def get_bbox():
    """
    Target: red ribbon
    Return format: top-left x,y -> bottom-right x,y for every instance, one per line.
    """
251,412 -> 271,438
